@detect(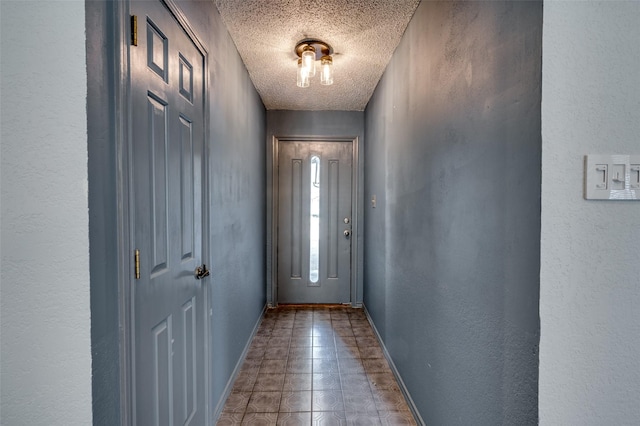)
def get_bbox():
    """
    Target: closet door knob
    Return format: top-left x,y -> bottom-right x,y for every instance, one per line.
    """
195,264 -> 210,280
